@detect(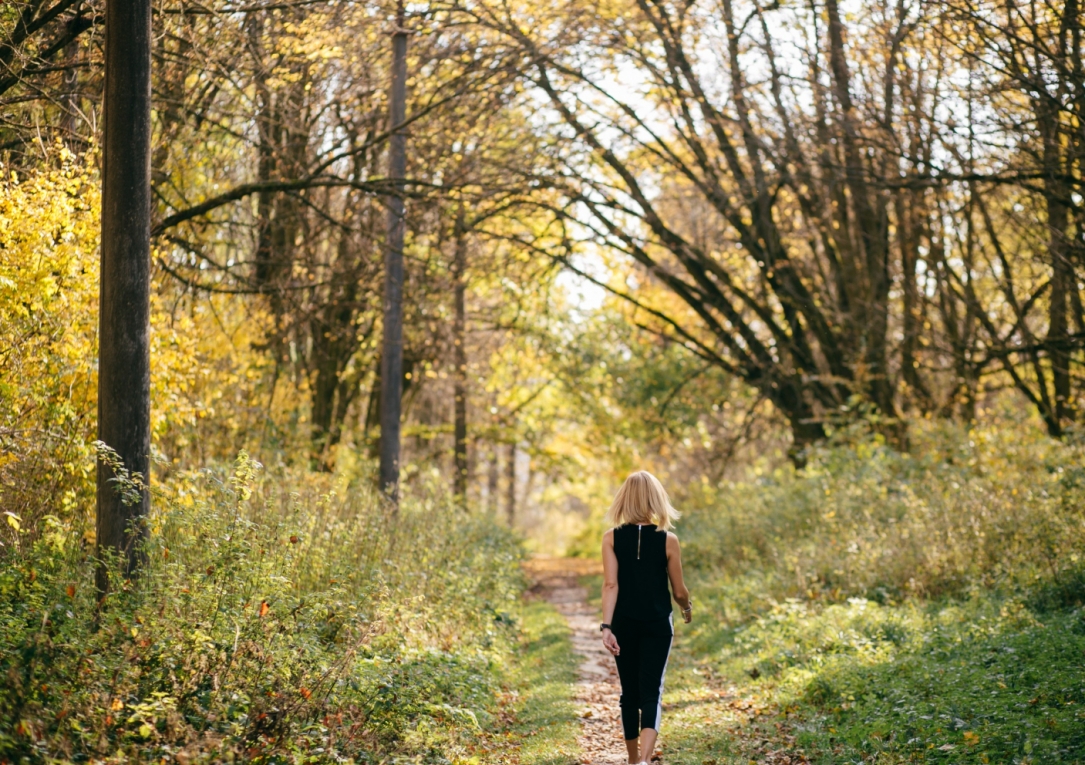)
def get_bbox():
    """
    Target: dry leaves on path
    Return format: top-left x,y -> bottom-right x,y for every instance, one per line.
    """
524,558 -> 659,765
